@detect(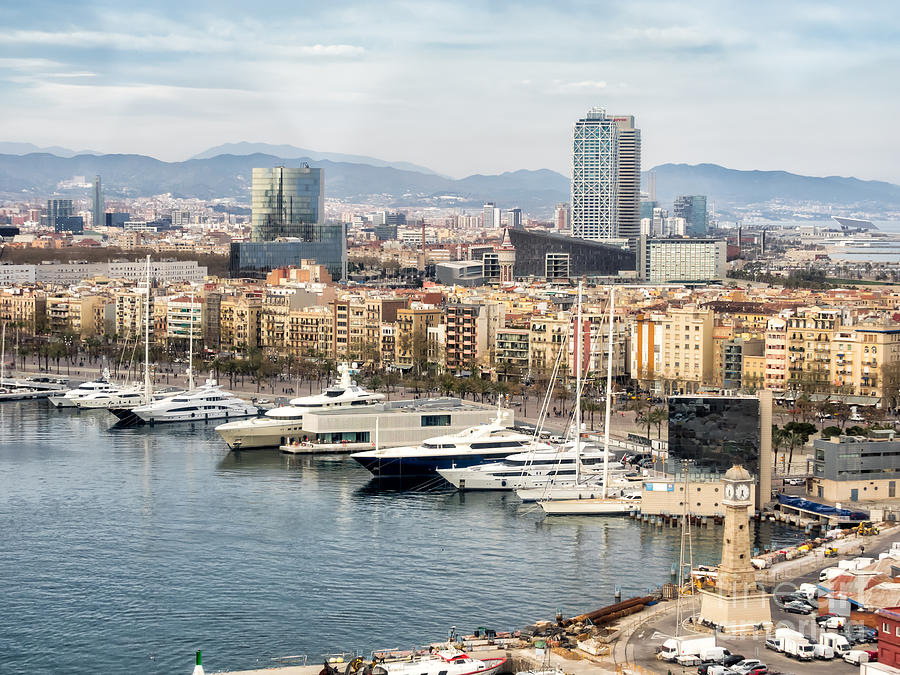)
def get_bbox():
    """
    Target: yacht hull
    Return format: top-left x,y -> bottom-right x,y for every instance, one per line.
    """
538,498 -> 639,515
215,422 -> 301,450
49,396 -> 78,407
352,450 -> 518,480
